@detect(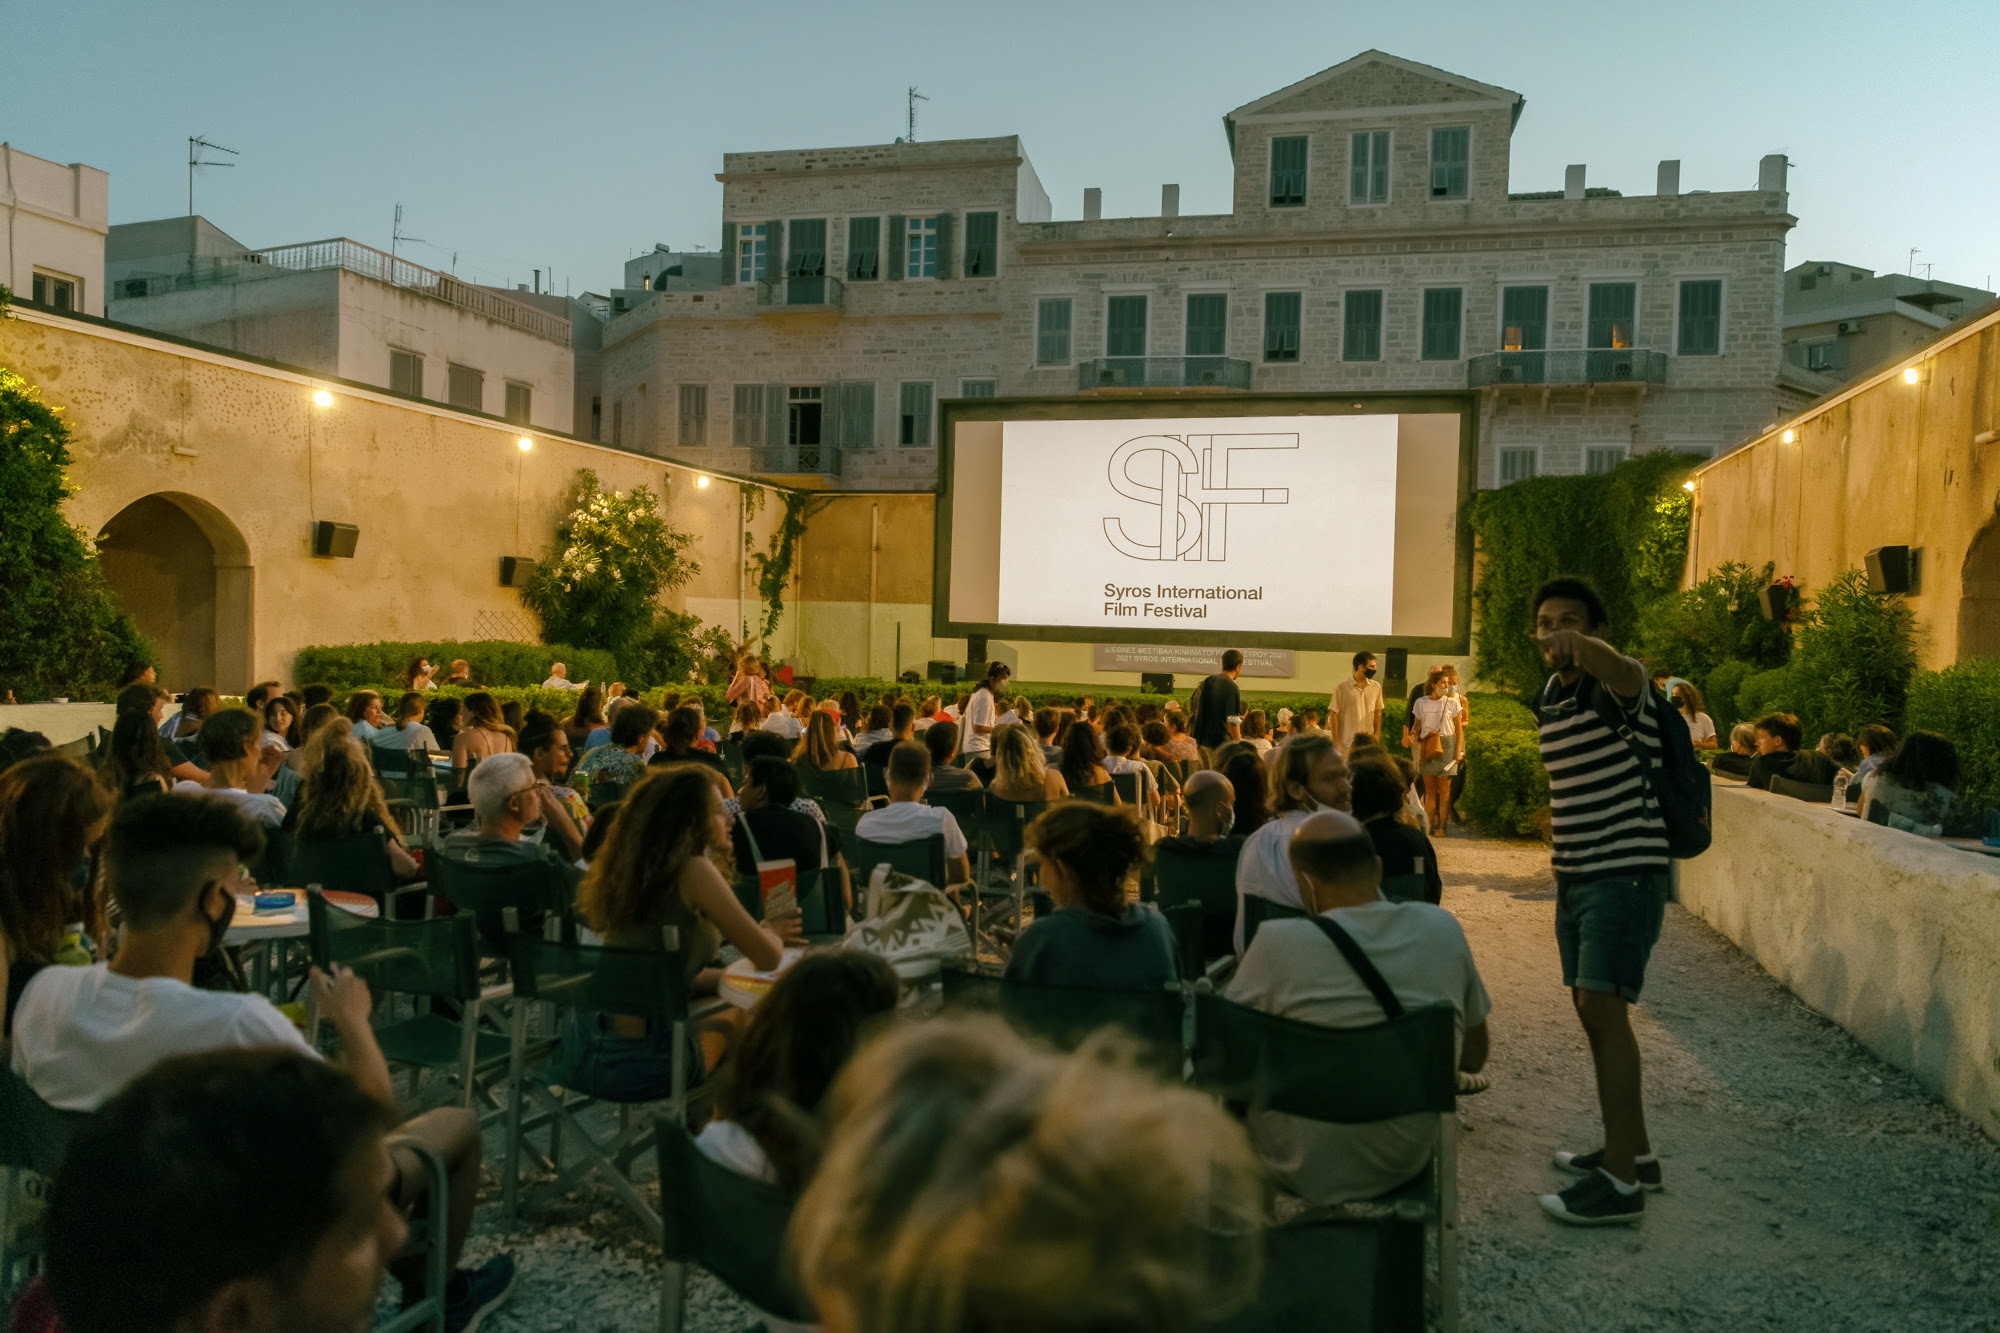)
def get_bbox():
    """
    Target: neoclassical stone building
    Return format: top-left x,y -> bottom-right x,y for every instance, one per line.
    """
602,49 -> 1821,491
